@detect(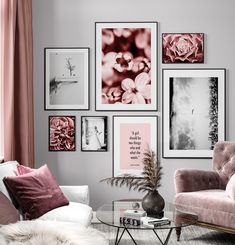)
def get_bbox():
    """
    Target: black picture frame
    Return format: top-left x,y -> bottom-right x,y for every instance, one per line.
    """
81,116 -> 108,152
112,115 -> 158,177
95,22 -> 158,111
44,47 -> 90,110
49,115 -> 76,152
162,33 -> 204,64
162,68 -> 226,159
